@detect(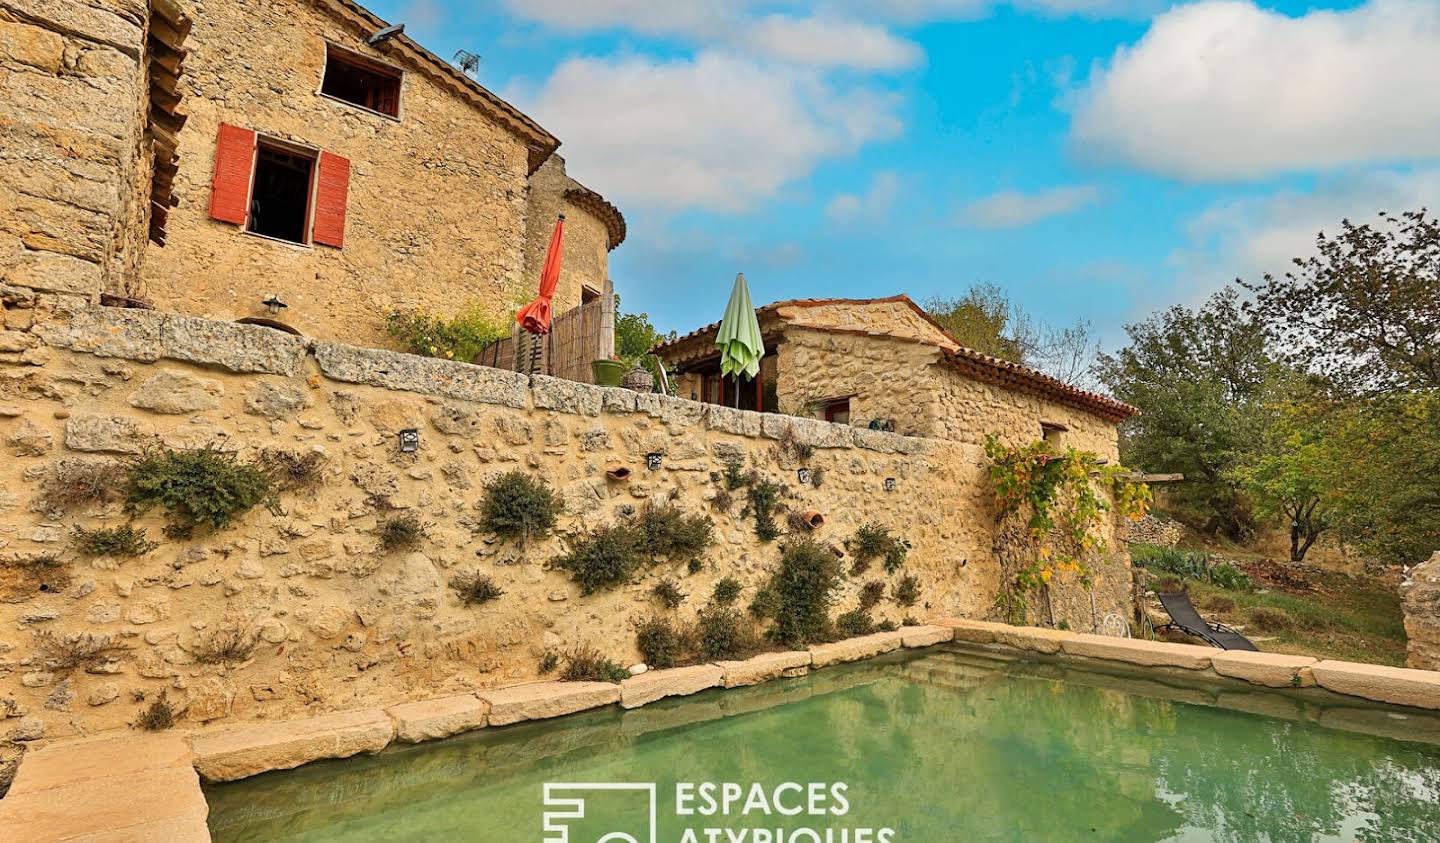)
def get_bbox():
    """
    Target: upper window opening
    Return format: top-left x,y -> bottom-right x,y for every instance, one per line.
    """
1041,422 -> 1068,443
321,46 -> 401,117
248,143 -> 315,244
581,285 -> 601,304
